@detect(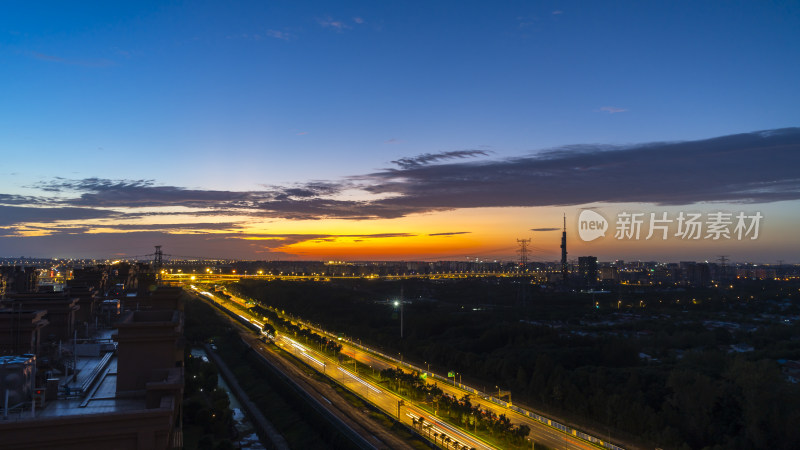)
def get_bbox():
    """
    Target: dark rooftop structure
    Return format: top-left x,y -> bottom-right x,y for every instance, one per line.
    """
0,286 -> 184,449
